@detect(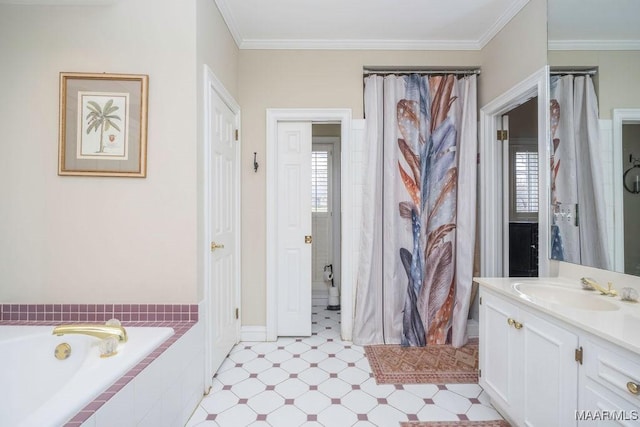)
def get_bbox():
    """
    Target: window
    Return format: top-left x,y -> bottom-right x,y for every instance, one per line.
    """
510,145 -> 538,220
311,150 -> 329,213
